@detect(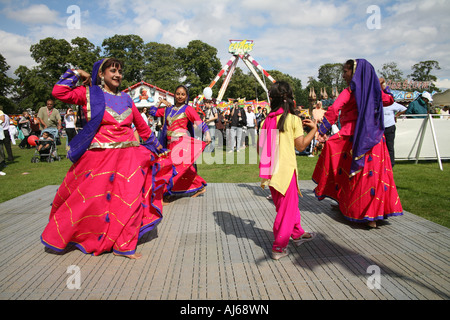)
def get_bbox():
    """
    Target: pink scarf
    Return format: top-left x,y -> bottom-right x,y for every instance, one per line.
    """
259,108 -> 284,179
